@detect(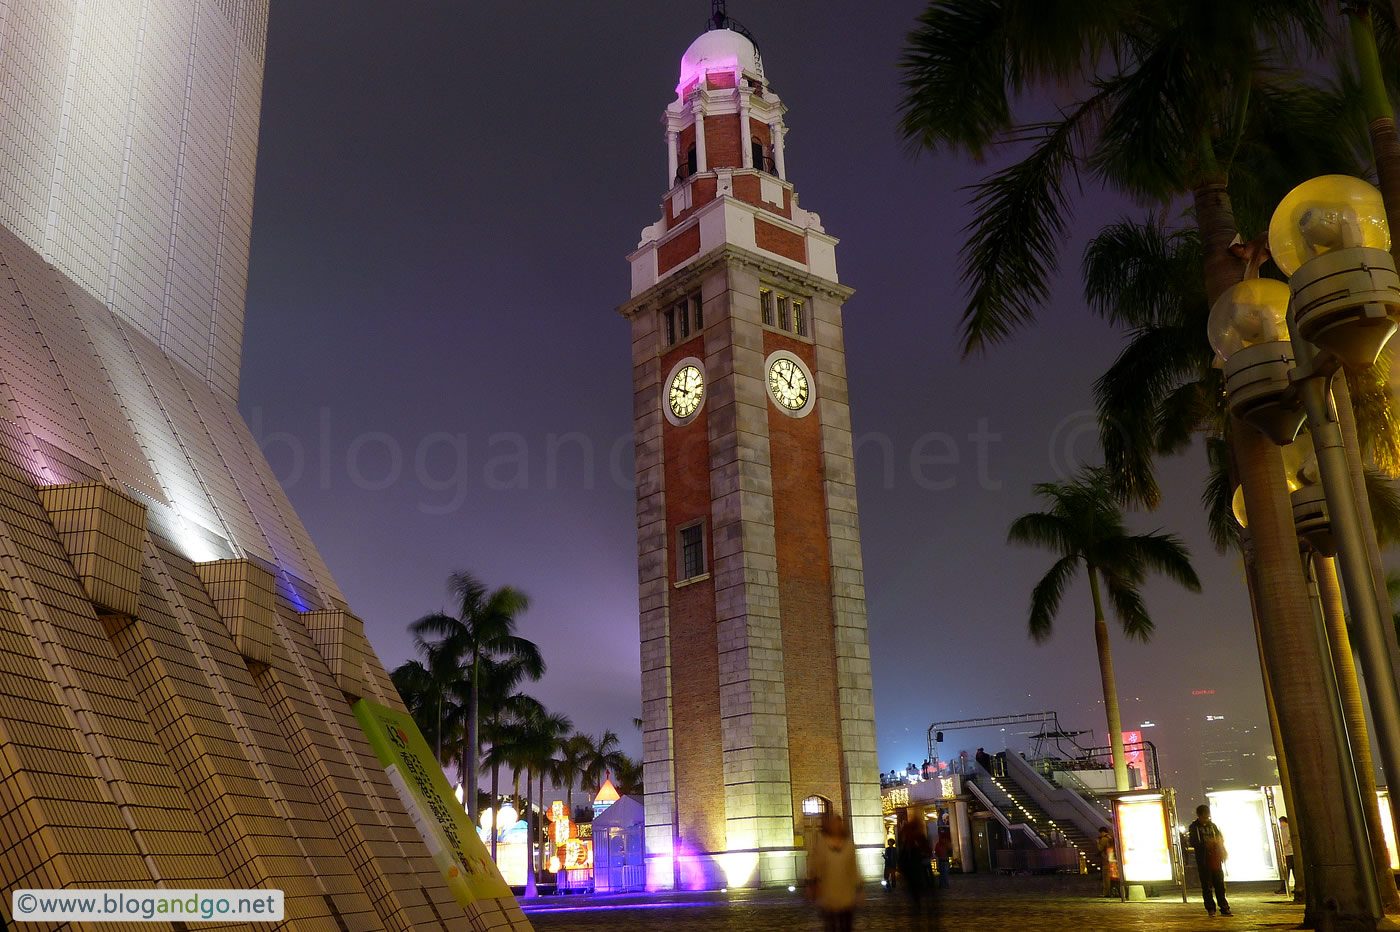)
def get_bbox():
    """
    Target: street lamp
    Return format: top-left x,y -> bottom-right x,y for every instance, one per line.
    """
1266,175 -> 1400,890
1207,279 -> 1305,445
1269,175 -> 1400,370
